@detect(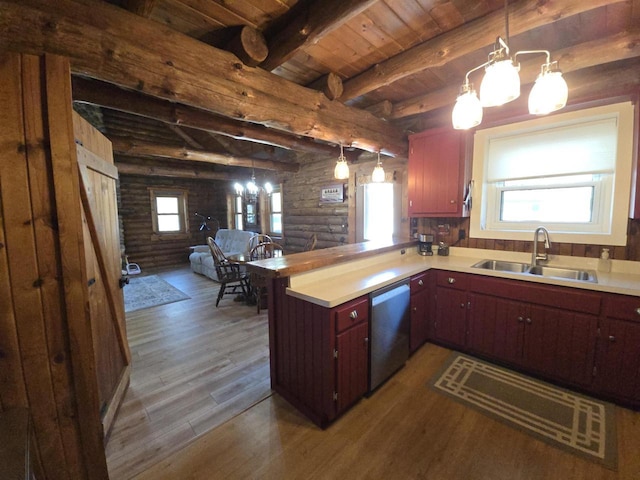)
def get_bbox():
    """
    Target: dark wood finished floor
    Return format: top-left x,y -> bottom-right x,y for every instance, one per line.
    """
133,343 -> 640,480
105,266 -> 270,479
